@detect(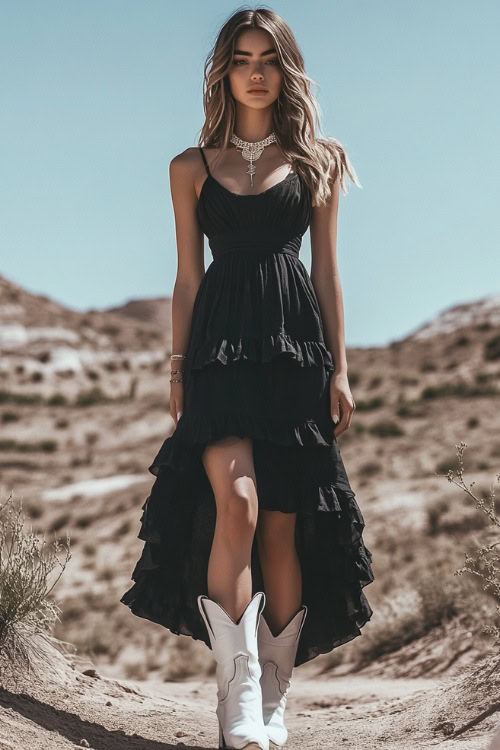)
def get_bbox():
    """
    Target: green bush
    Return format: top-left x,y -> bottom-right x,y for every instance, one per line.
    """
74,387 -> 110,407
356,396 -> 385,411
0,440 -> 57,453
0,391 -> 43,405
369,420 -> 404,438
47,393 -> 68,406
421,381 -> 499,399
